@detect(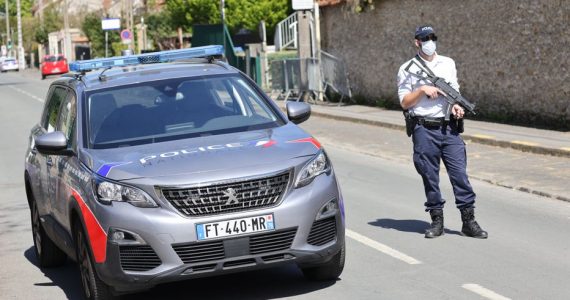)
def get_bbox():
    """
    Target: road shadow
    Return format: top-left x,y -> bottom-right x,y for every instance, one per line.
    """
123,264 -> 337,300
369,219 -> 462,236
25,246 -> 336,299
24,247 -> 84,300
